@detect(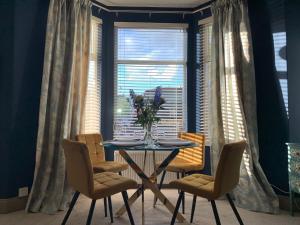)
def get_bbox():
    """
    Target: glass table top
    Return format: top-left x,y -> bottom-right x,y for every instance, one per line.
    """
104,140 -> 197,151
